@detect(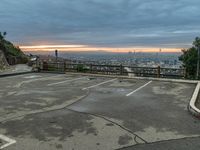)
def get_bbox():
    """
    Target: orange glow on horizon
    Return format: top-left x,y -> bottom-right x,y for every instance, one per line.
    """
20,45 -> 87,49
19,45 -> 182,53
